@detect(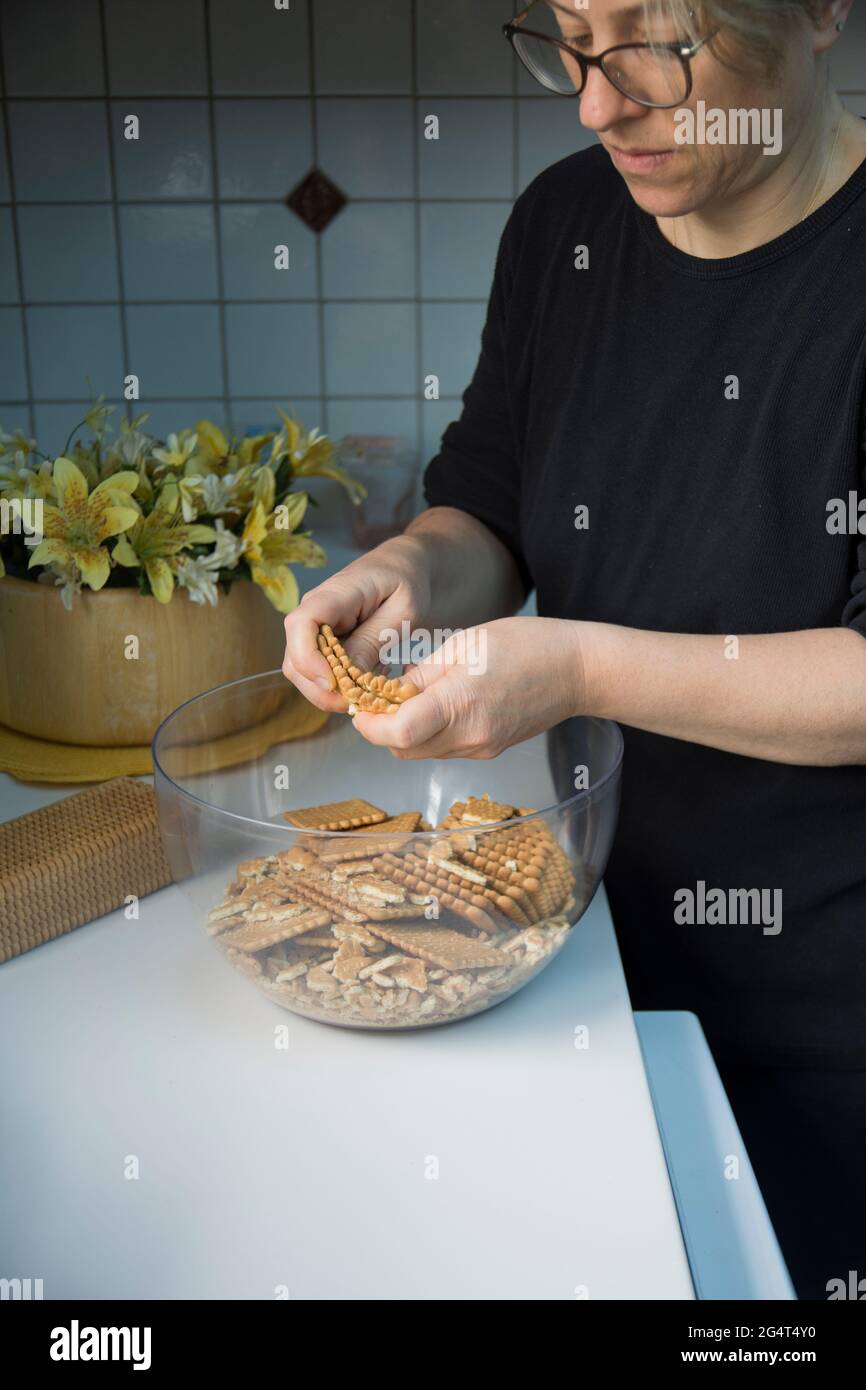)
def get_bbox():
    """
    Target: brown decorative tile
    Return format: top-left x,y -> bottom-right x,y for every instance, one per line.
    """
286,168 -> 348,233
